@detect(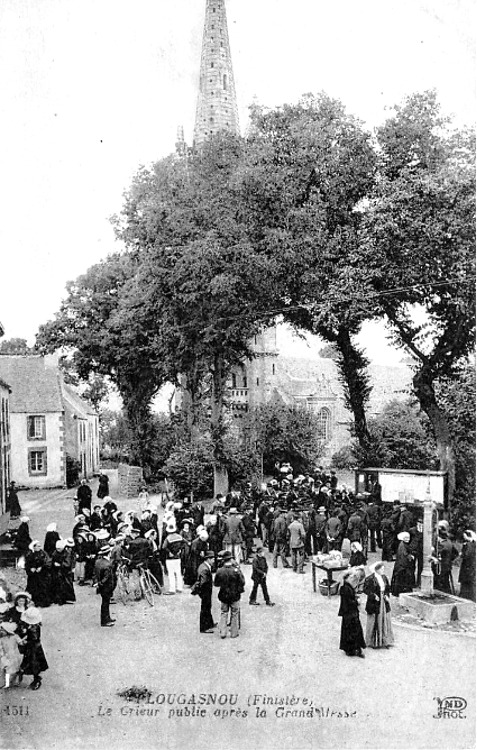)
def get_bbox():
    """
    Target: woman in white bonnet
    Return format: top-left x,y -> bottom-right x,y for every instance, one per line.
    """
364,561 -> 394,649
